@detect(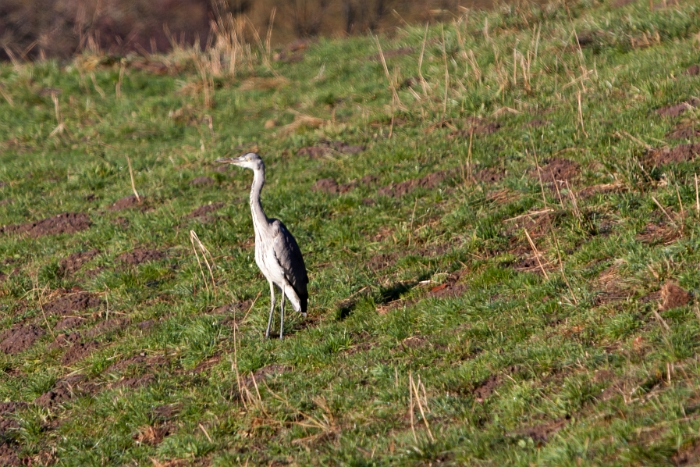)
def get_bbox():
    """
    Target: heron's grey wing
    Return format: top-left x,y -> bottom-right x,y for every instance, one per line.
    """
271,220 -> 309,305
